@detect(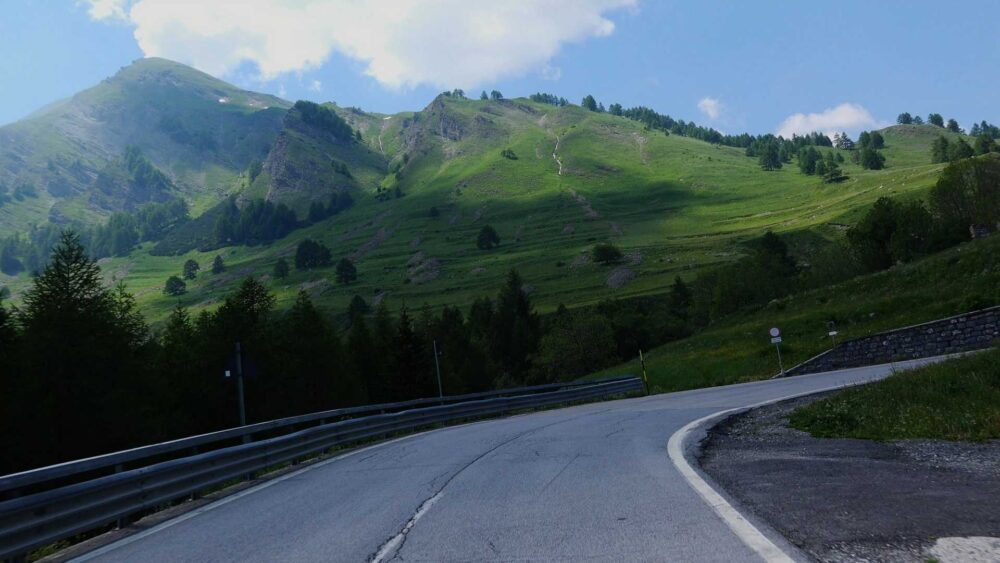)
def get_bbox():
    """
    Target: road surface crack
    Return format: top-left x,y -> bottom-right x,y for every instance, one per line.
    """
367,408 -> 614,562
